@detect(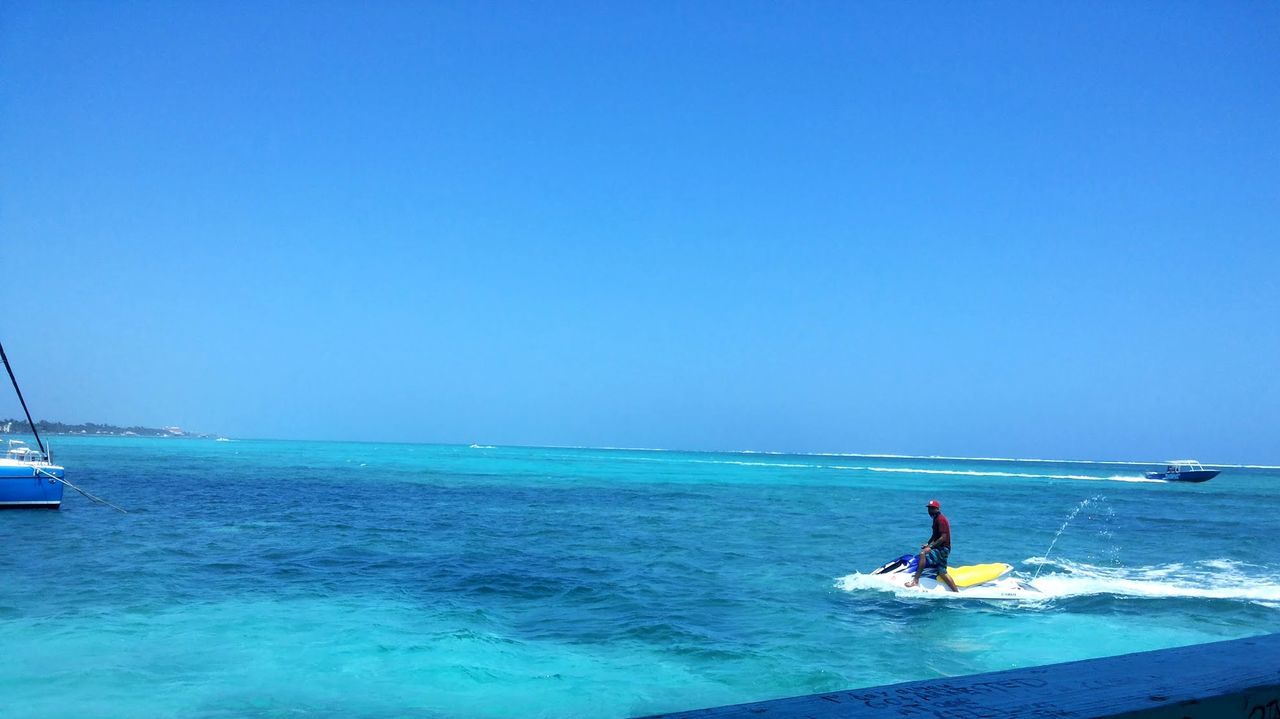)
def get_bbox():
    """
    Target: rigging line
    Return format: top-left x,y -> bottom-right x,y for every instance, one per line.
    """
35,467 -> 129,514
0,340 -> 47,457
